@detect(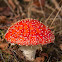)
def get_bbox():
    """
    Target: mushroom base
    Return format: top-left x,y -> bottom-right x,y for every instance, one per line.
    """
18,45 -> 42,61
